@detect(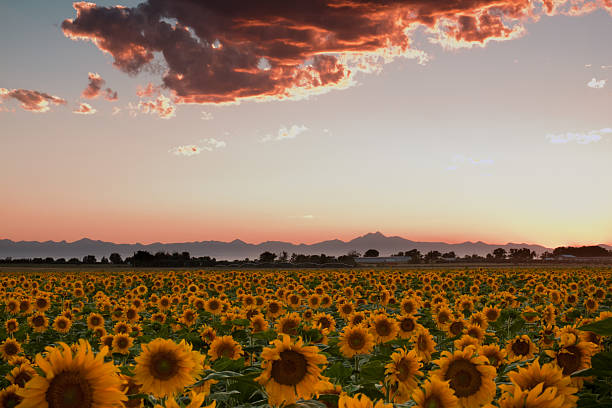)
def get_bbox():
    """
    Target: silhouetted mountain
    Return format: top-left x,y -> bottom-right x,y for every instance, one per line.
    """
0,232 -> 554,261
